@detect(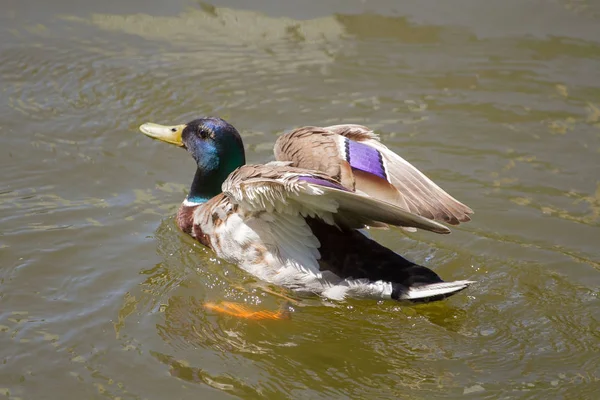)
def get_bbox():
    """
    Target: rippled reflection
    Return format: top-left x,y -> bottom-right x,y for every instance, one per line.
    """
1,0 -> 600,399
